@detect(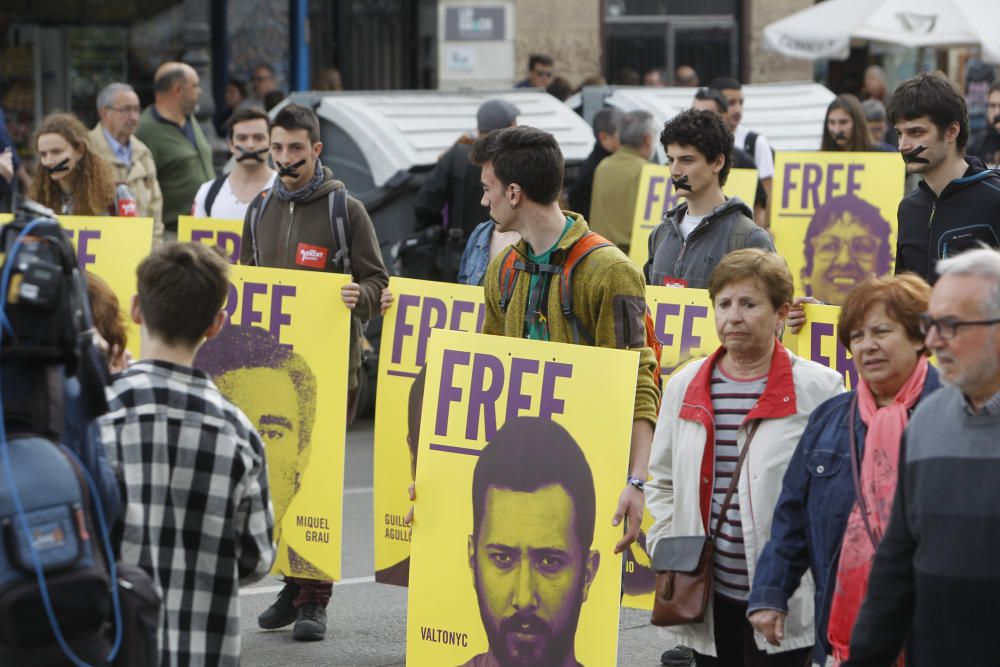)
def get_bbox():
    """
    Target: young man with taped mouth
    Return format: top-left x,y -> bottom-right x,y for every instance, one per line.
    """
191,107 -> 275,220
240,102 -> 389,642
644,108 -> 773,291
891,71 -> 1000,283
